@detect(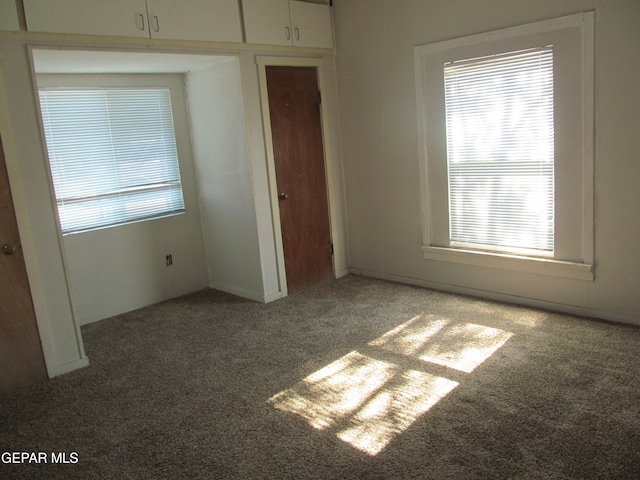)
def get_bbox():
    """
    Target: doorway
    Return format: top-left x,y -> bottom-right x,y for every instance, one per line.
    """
0,134 -> 48,395
265,66 -> 333,293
